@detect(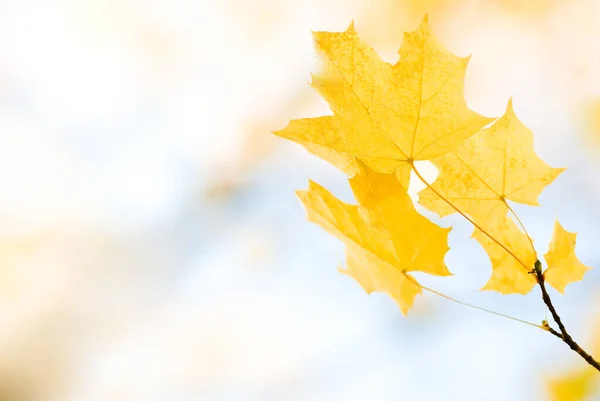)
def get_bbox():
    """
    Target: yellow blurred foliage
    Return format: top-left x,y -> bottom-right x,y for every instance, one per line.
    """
578,98 -> 600,147
547,313 -> 600,401
548,368 -> 598,401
